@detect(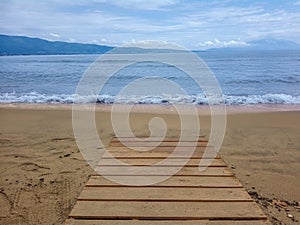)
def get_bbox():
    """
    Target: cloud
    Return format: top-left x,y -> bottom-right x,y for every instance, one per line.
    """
94,0 -> 178,10
58,0 -> 178,11
173,4 -> 300,44
123,40 -> 183,49
197,39 -> 249,49
94,38 -> 119,46
49,33 -> 60,38
1,0 -> 300,48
